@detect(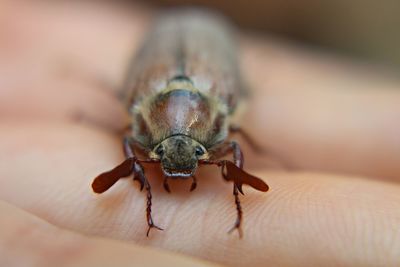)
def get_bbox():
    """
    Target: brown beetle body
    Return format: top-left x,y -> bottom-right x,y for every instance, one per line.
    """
124,11 -> 243,162
92,10 -> 269,237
